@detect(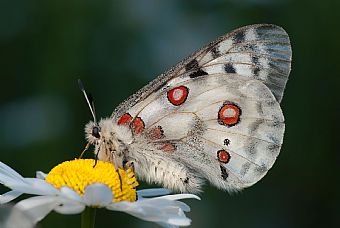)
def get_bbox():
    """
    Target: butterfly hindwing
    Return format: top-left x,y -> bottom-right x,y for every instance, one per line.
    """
118,75 -> 283,191
112,24 -> 291,192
